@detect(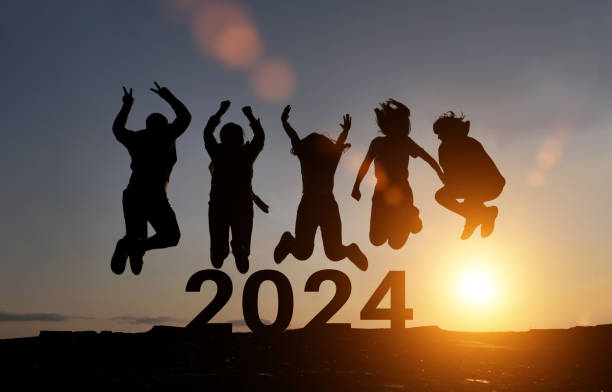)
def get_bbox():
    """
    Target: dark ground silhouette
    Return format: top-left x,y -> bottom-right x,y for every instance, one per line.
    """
2,324 -> 612,391
352,99 -> 444,250
111,83 -> 191,276
433,112 -> 505,240
274,106 -> 367,271
204,101 -> 267,274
